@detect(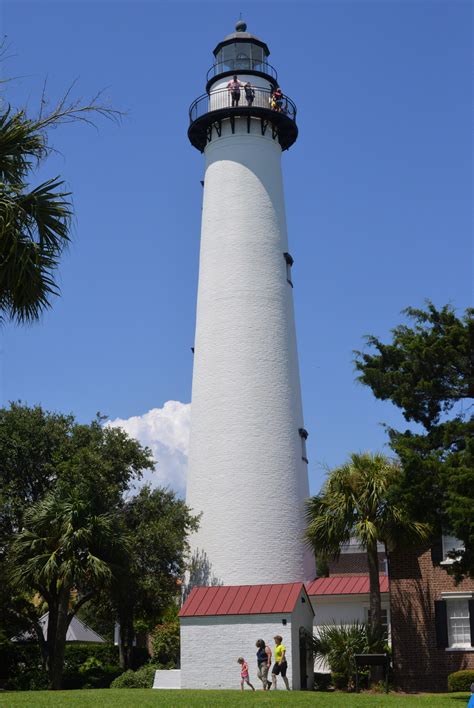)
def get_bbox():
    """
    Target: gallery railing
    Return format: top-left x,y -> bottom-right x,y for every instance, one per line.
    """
189,86 -> 297,124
